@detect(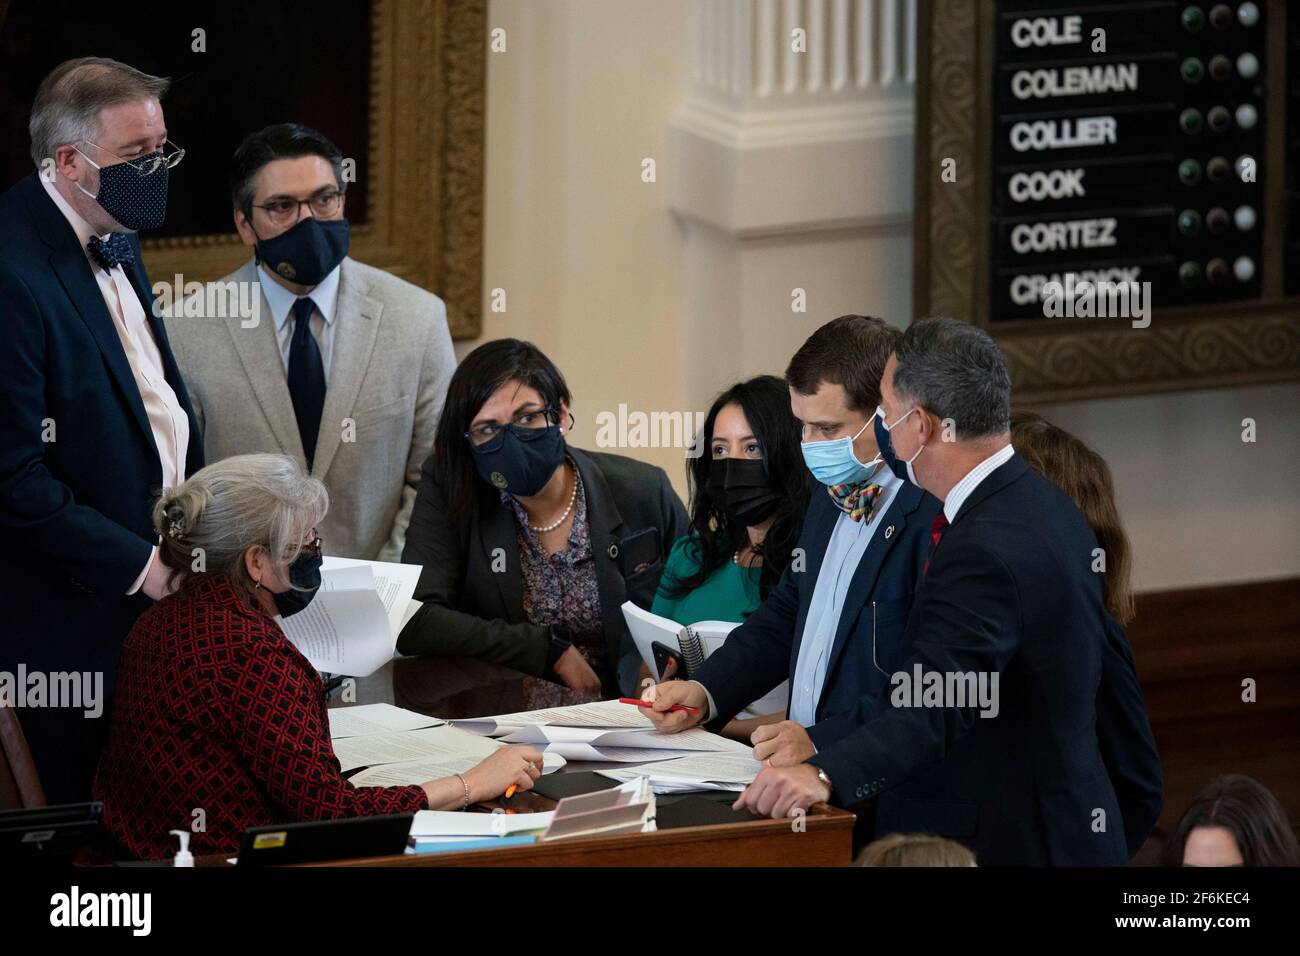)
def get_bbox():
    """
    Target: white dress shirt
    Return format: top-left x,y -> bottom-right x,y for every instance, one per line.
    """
42,178 -> 190,594
944,443 -> 1016,523
257,260 -> 341,379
